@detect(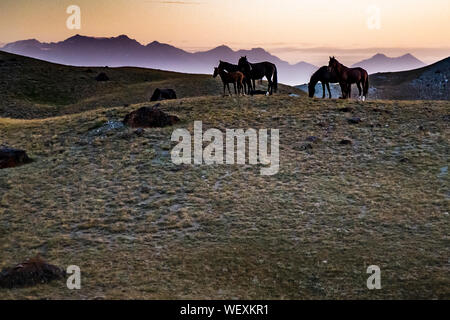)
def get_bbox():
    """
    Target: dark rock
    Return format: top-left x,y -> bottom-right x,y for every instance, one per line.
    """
150,88 -> 177,102
300,143 -> 313,151
0,255 -> 65,288
84,68 -> 93,73
347,117 -> 362,124
250,90 -> 268,96
337,107 -> 353,112
0,147 -> 32,169
305,136 -> 319,143
339,139 -> 353,145
123,105 -> 180,128
95,72 -> 109,81
134,128 -> 145,136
